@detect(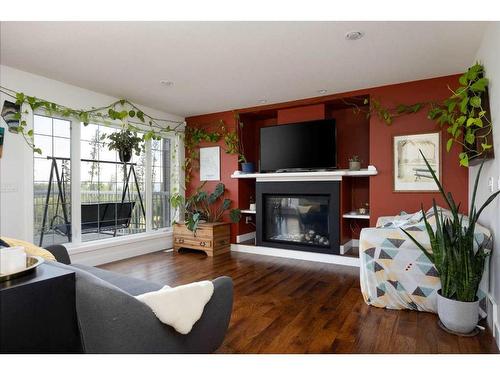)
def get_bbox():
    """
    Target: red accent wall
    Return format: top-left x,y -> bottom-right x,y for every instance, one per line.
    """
185,111 -> 240,243
368,75 -> 468,226
277,104 -> 325,124
185,74 -> 468,240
